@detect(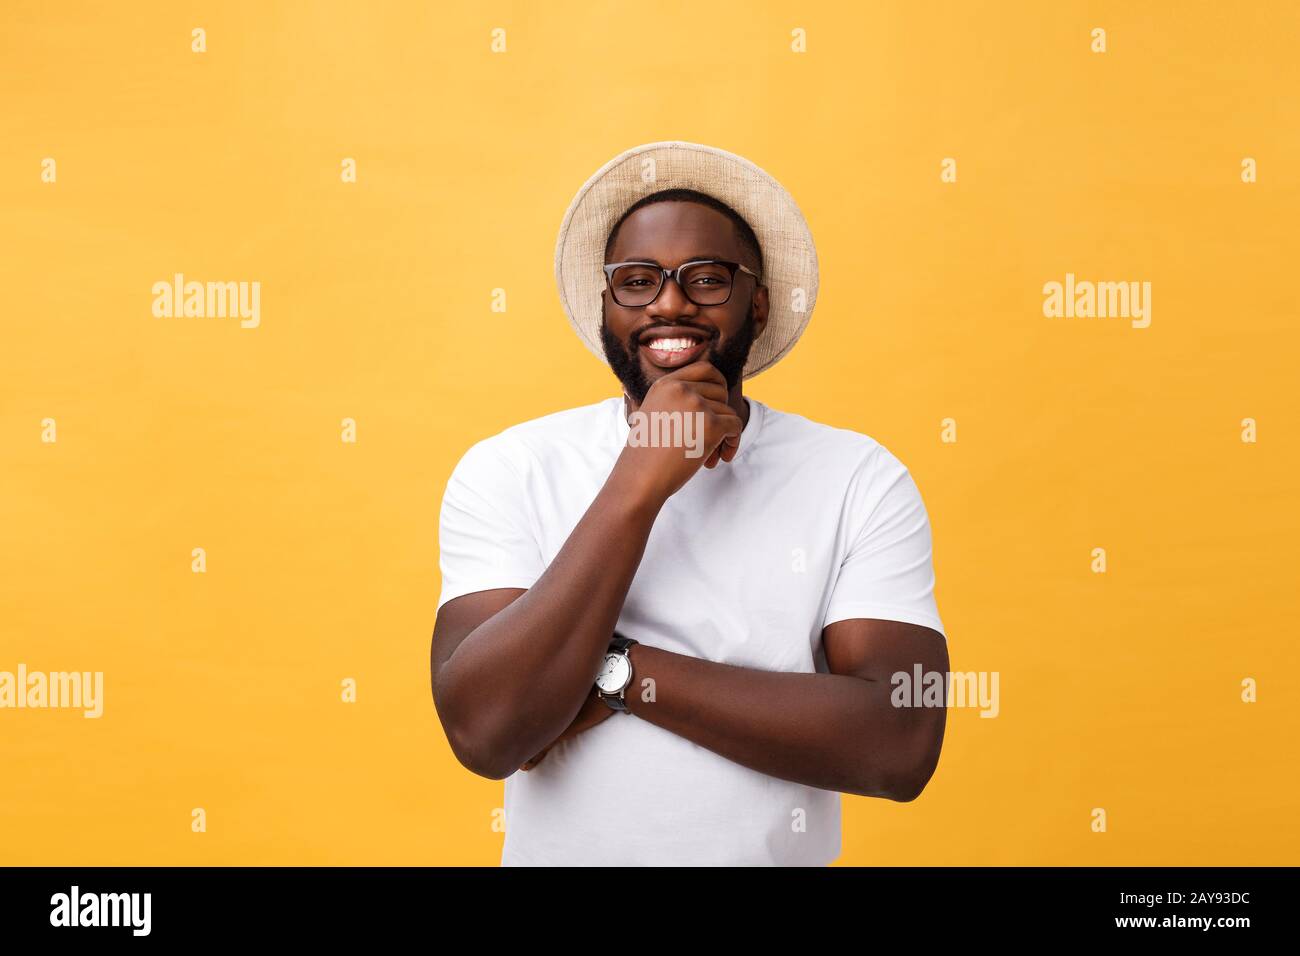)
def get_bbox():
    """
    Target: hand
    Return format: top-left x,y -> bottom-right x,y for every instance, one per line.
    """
613,360 -> 744,507
520,686 -> 616,771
